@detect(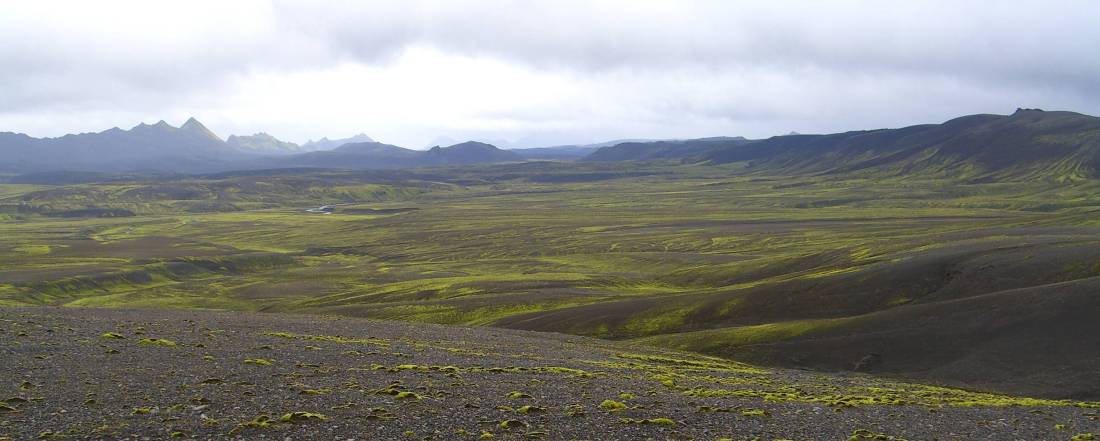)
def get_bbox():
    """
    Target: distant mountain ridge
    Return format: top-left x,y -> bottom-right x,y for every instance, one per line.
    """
270,140 -> 523,169
227,132 -> 302,154
702,109 -> 1100,181
583,109 -> 1100,181
302,133 -> 375,151
0,120 -> 521,172
510,139 -> 661,160
0,118 -> 238,172
5,109 -> 1100,180
584,136 -> 751,162
425,141 -> 523,165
